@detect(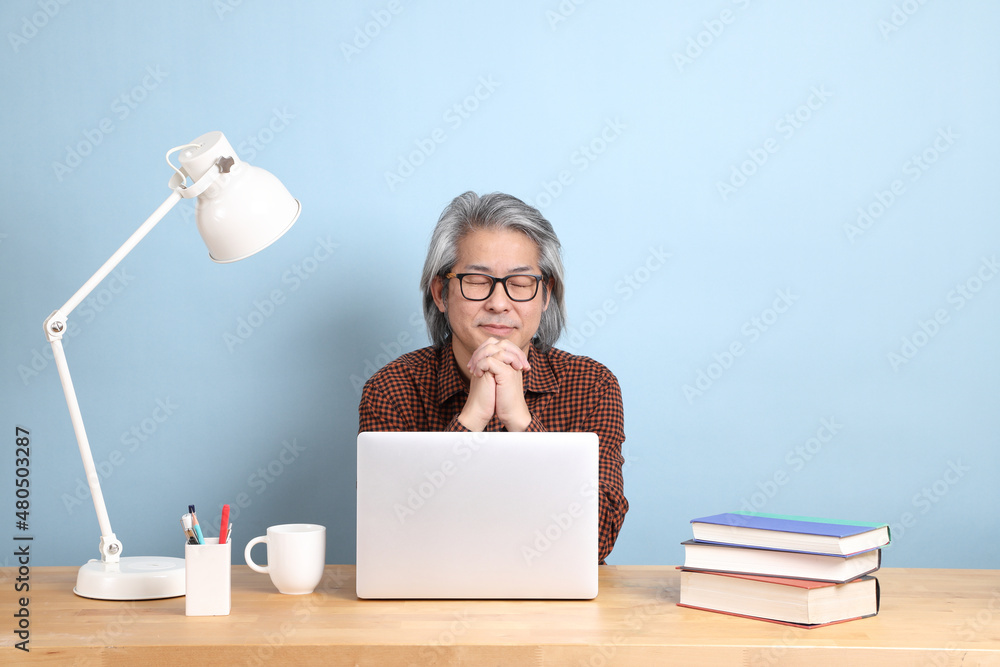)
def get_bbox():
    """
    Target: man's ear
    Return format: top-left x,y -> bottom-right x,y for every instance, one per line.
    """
541,277 -> 553,311
431,275 -> 447,313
